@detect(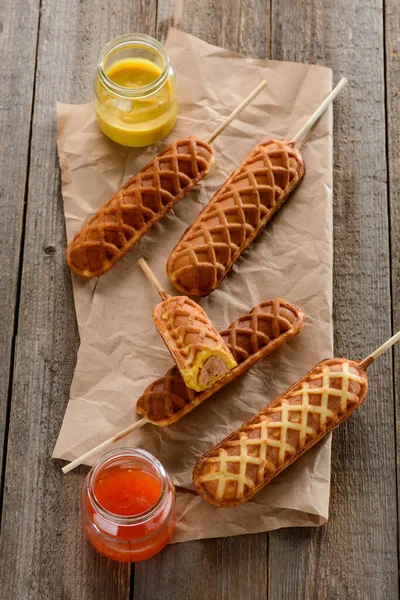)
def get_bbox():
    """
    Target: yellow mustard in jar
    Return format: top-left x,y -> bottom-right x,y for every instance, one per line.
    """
95,34 -> 178,147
